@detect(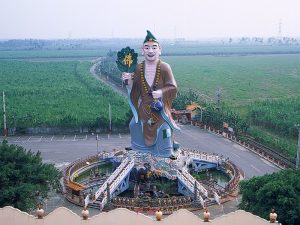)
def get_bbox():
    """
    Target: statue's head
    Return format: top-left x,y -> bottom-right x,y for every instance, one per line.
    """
142,30 -> 161,62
